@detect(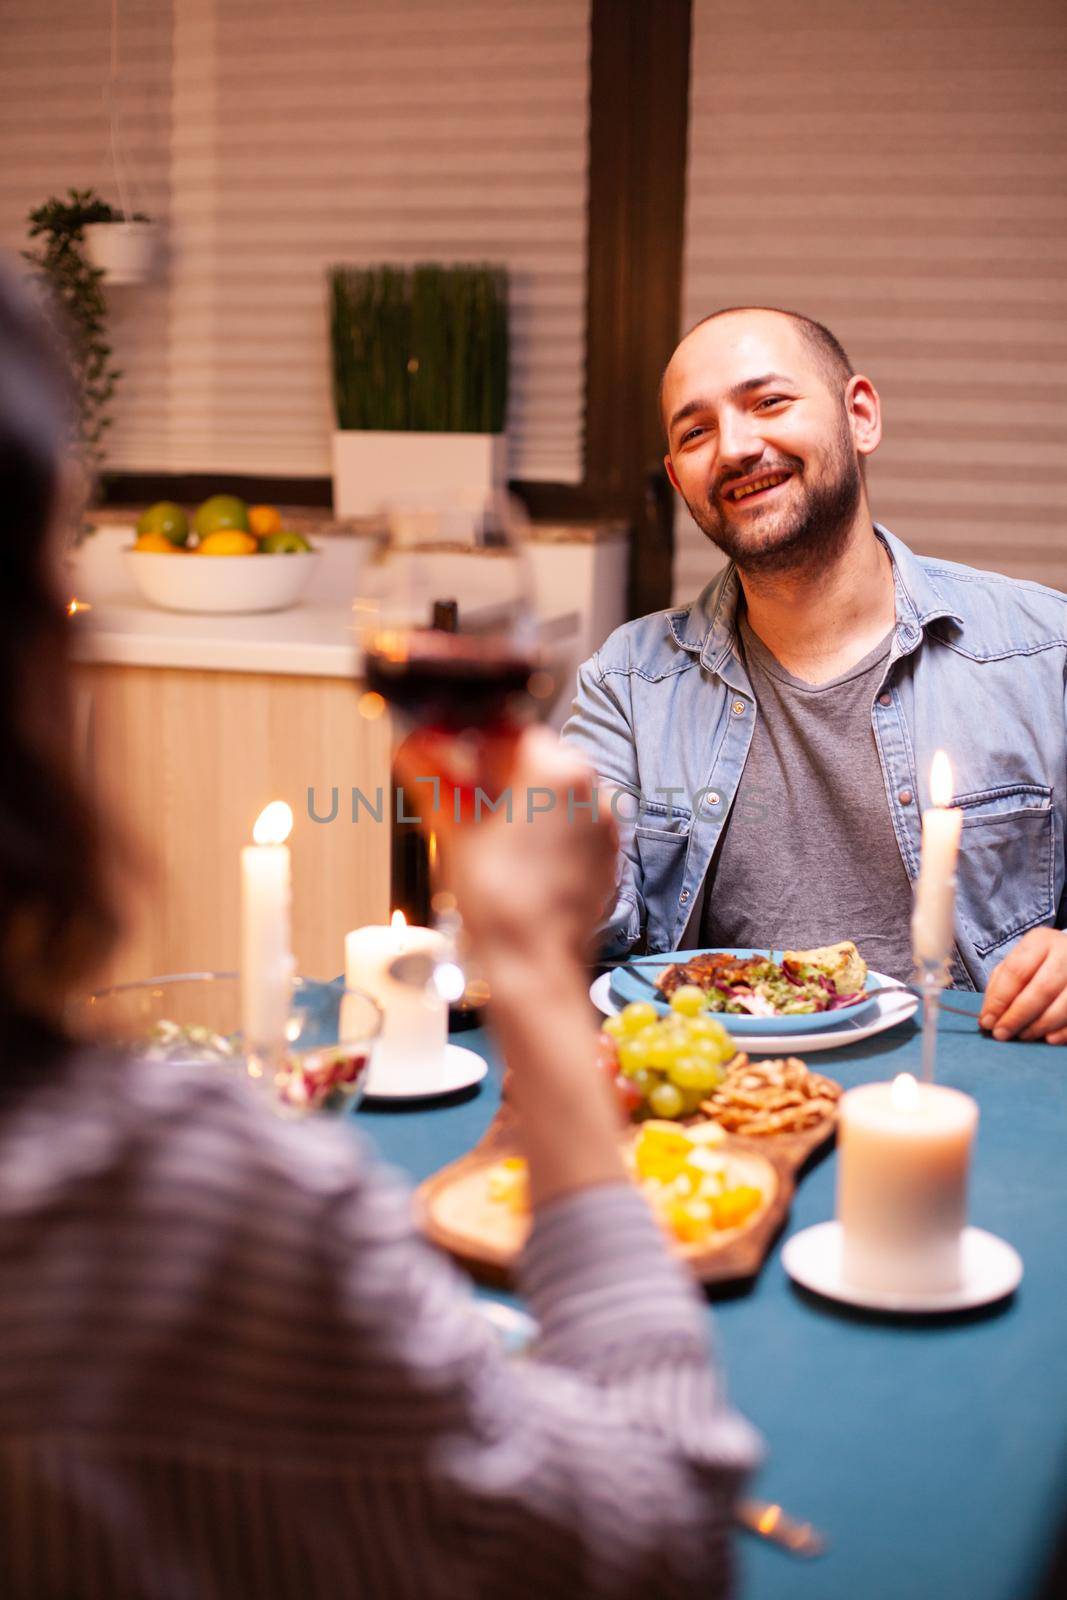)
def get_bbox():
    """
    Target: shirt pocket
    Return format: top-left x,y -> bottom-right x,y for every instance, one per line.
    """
635,805 -> 692,947
956,783 -> 1055,957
